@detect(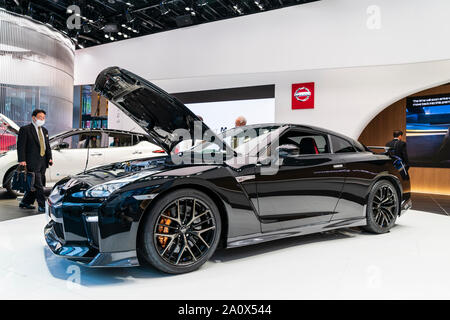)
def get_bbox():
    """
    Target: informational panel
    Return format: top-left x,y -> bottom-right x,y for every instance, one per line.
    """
406,94 -> 450,168
186,98 -> 275,134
